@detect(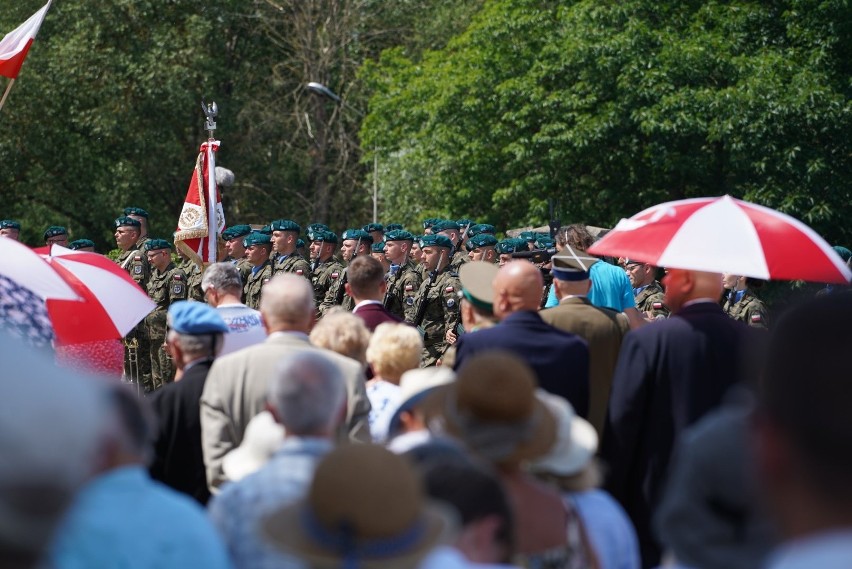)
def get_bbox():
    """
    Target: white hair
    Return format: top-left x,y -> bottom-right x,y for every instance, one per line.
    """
267,351 -> 346,435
